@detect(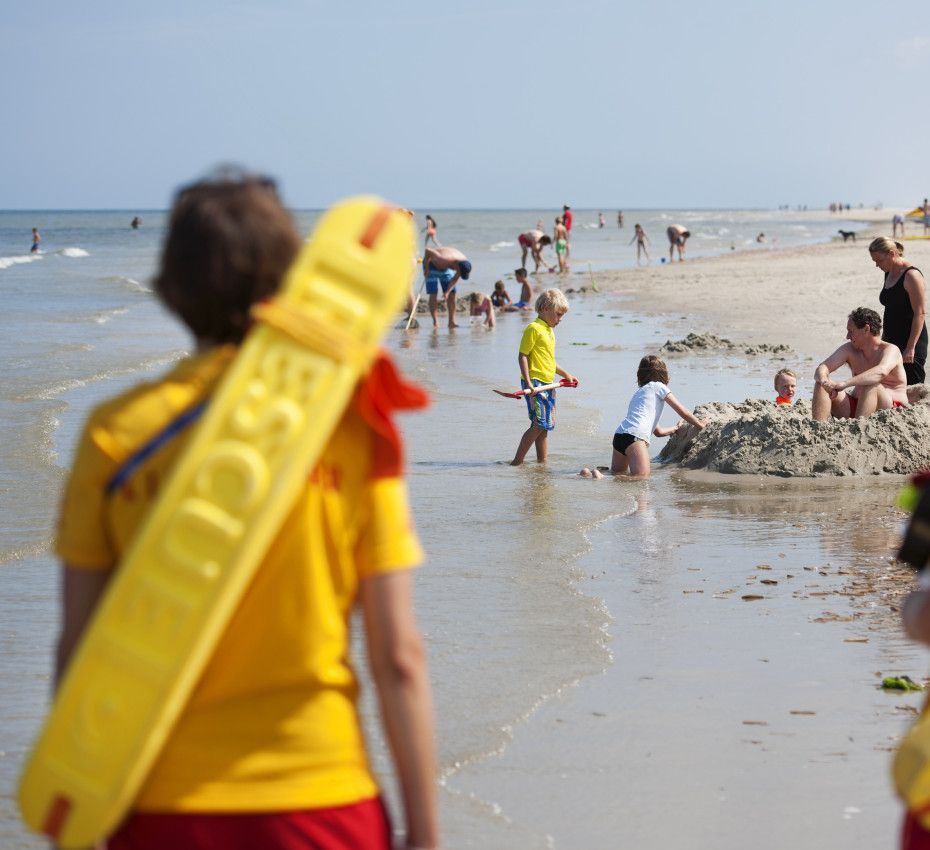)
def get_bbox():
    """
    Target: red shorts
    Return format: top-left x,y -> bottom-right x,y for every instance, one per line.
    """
903,812 -> 930,849
106,797 -> 392,850
847,395 -> 904,417
518,233 -> 531,248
